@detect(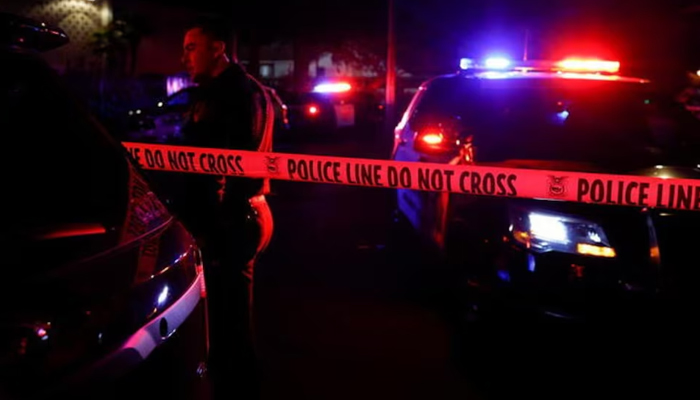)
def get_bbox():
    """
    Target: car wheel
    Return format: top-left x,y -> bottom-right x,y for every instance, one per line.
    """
386,207 -> 450,302
441,206 -> 515,326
